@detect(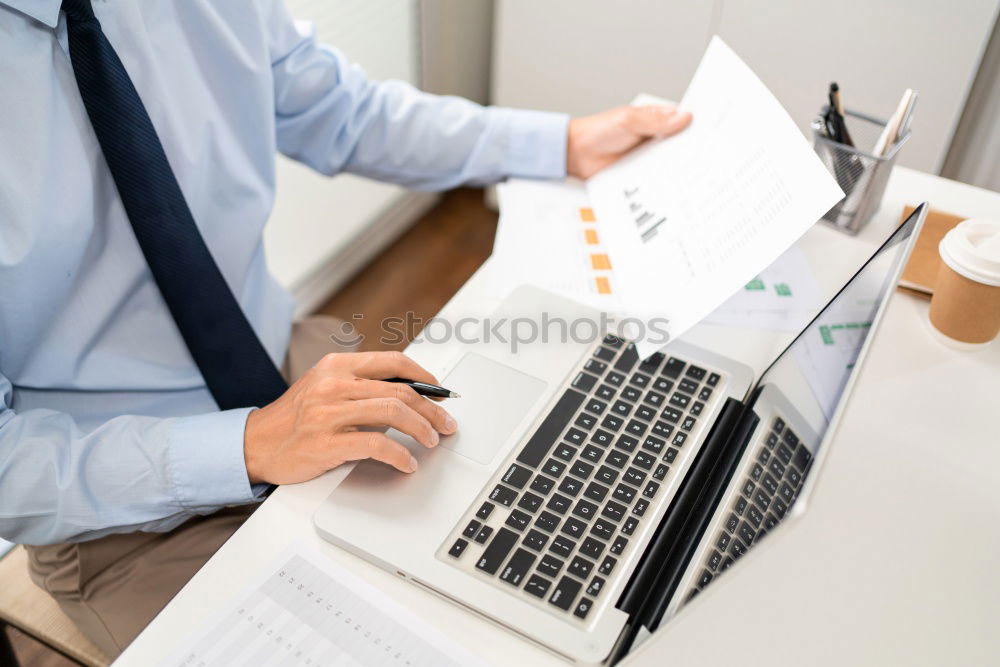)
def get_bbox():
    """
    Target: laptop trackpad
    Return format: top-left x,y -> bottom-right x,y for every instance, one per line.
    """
437,353 -> 547,465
